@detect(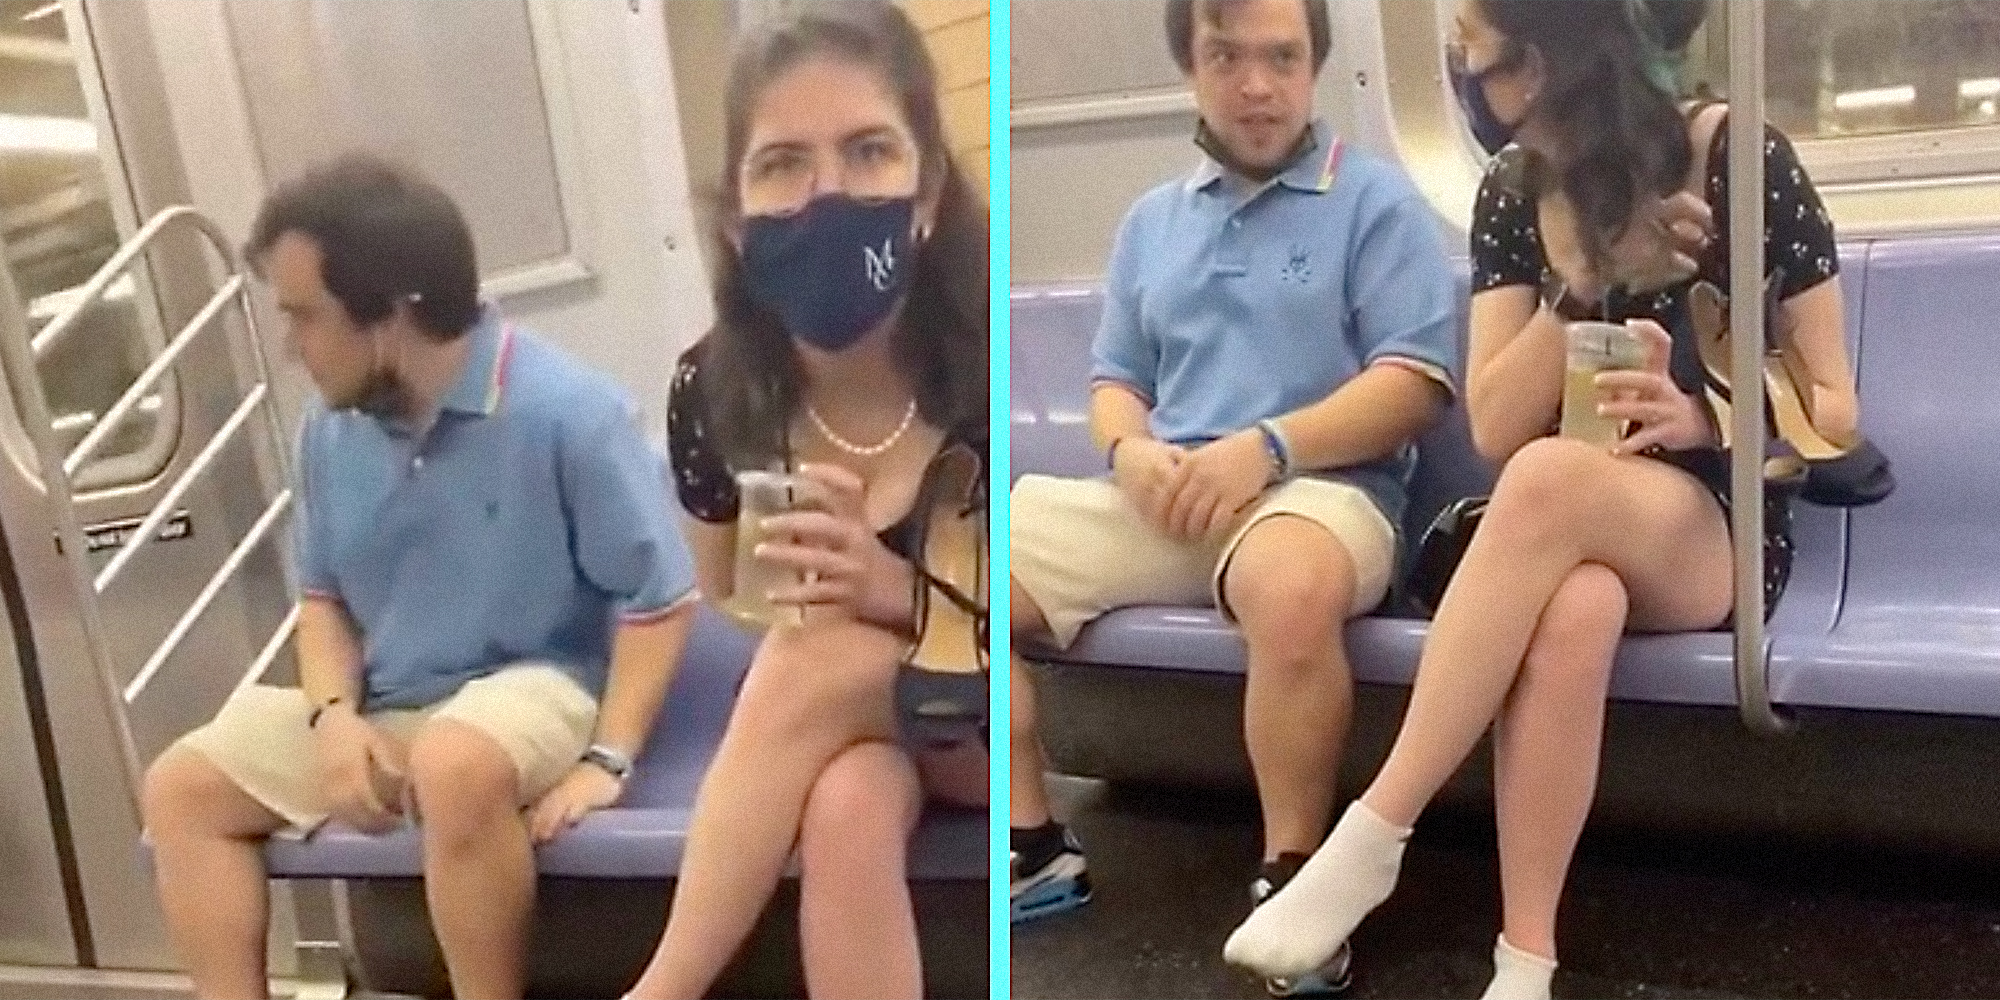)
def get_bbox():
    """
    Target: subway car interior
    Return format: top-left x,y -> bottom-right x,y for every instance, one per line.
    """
0,1 -> 990,998
1011,0 -> 2000,997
